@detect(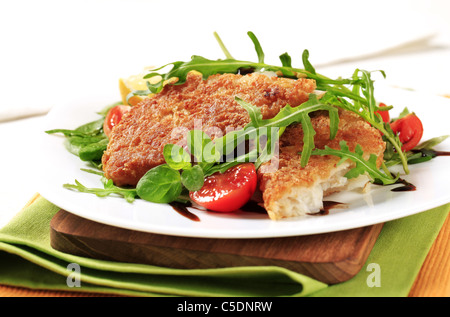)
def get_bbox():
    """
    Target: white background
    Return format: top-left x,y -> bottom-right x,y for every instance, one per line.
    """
1,0 -> 450,227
